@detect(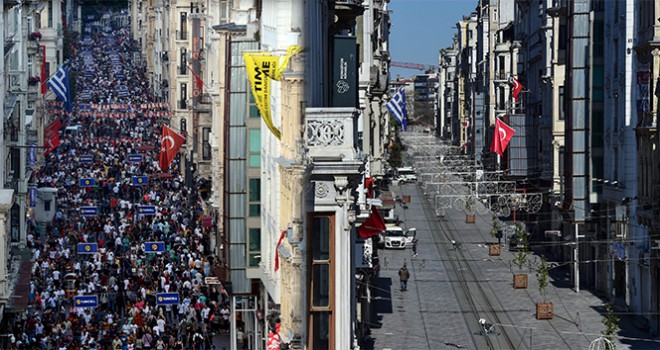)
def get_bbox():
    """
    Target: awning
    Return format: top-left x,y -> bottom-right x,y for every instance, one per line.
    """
6,261 -> 32,312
